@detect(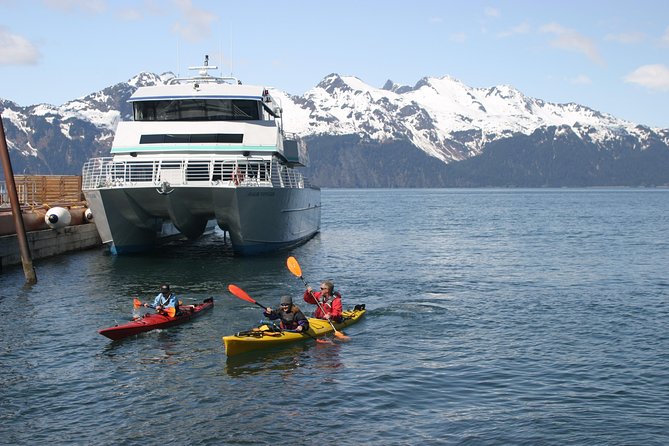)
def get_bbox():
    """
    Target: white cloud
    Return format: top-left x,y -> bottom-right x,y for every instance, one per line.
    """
429,16 -> 443,24
172,0 -> 218,43
117,1 -> 167,21
0,27 -> 40,66
43,0 -> 106,14
624,64 -> 669,91
540,23 -> 603,65
604,32 -> 645,44
498,22 -> 530,38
